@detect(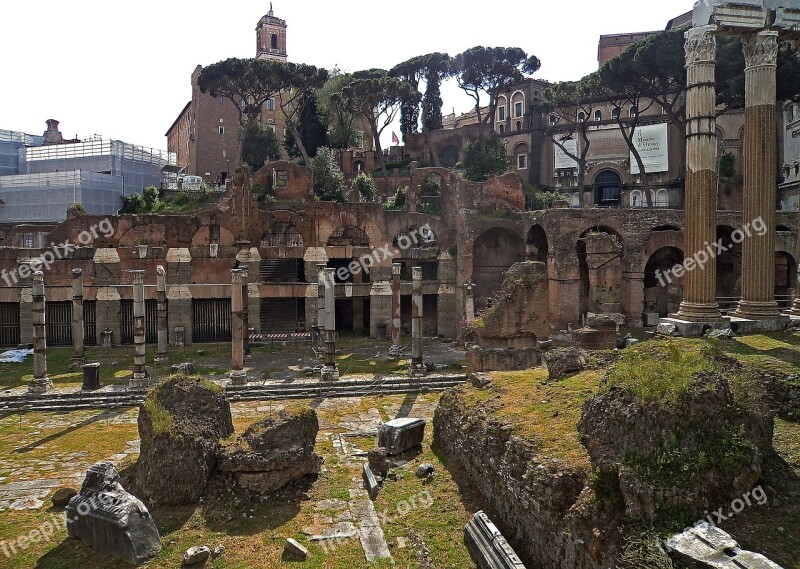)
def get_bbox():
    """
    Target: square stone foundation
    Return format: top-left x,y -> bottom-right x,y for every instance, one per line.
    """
660,315 -> 791,337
